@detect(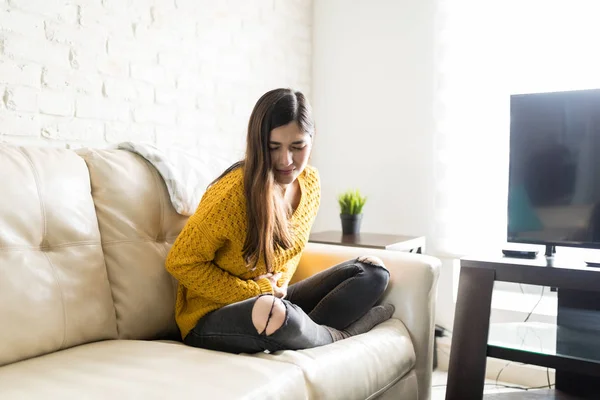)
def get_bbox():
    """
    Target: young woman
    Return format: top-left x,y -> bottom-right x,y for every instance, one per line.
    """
166,88 -> 394,353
